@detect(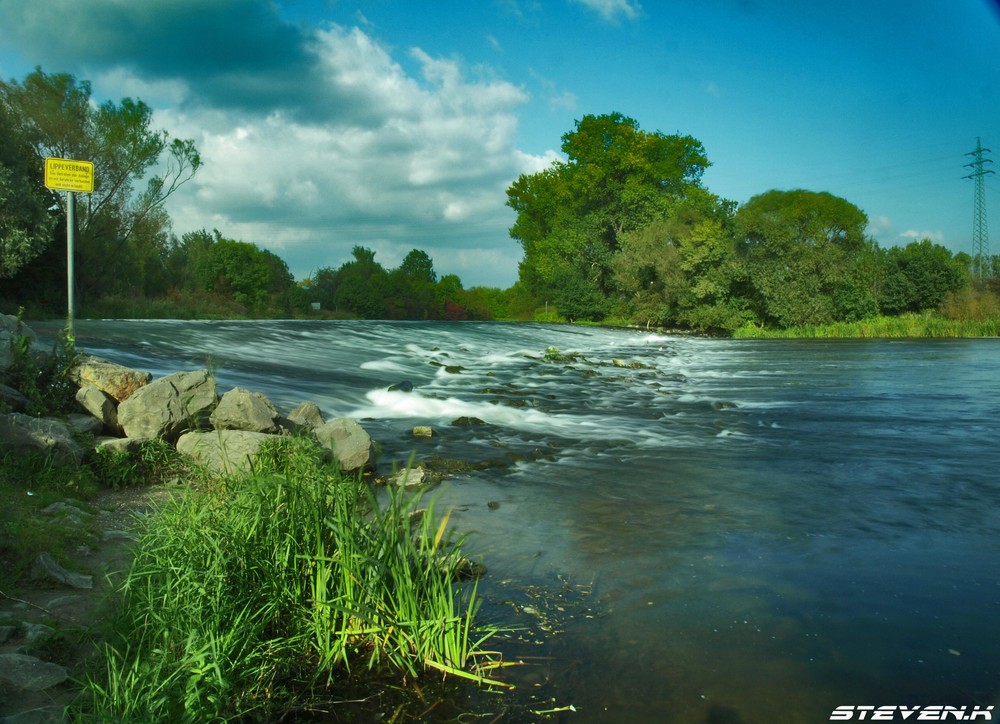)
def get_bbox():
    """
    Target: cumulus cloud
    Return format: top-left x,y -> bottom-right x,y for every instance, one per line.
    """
0,1 -> 557,286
